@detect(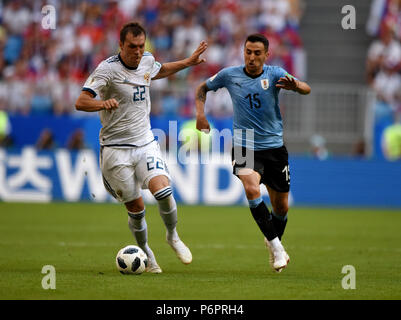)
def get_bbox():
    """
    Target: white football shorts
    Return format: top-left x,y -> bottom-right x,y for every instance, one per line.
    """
100,141 -> 171,203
